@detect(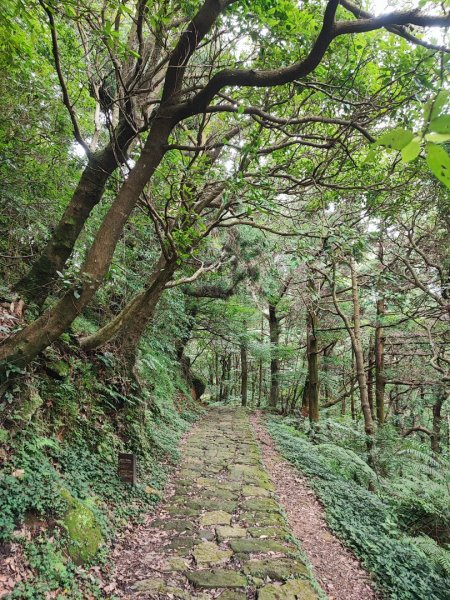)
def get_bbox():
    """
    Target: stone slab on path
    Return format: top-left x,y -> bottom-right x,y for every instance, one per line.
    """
116,407 -> 323,599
